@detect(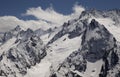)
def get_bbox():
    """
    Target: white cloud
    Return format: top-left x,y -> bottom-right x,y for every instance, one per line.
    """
0,4 -> 85,32
25,4 -> 85,25
0,16 -> 54,32
0,16 -> 26,32
24,7 -> 68,25
71,4 -> 85,18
